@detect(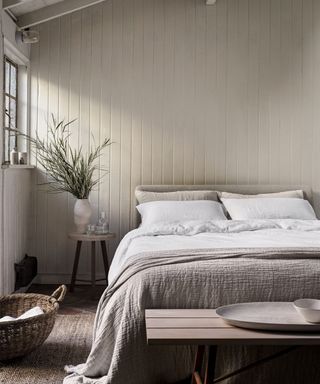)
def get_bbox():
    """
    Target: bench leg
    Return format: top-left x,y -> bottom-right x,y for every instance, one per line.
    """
192,345 -> 217,384
70,240 -> 82,292
204,346 -> 217,384
192,346 -> 205,384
